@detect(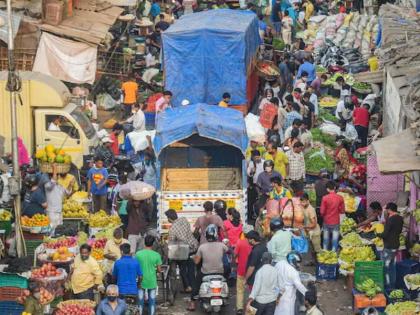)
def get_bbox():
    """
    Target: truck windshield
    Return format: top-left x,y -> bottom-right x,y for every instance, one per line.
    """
70,108 -> 96,139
